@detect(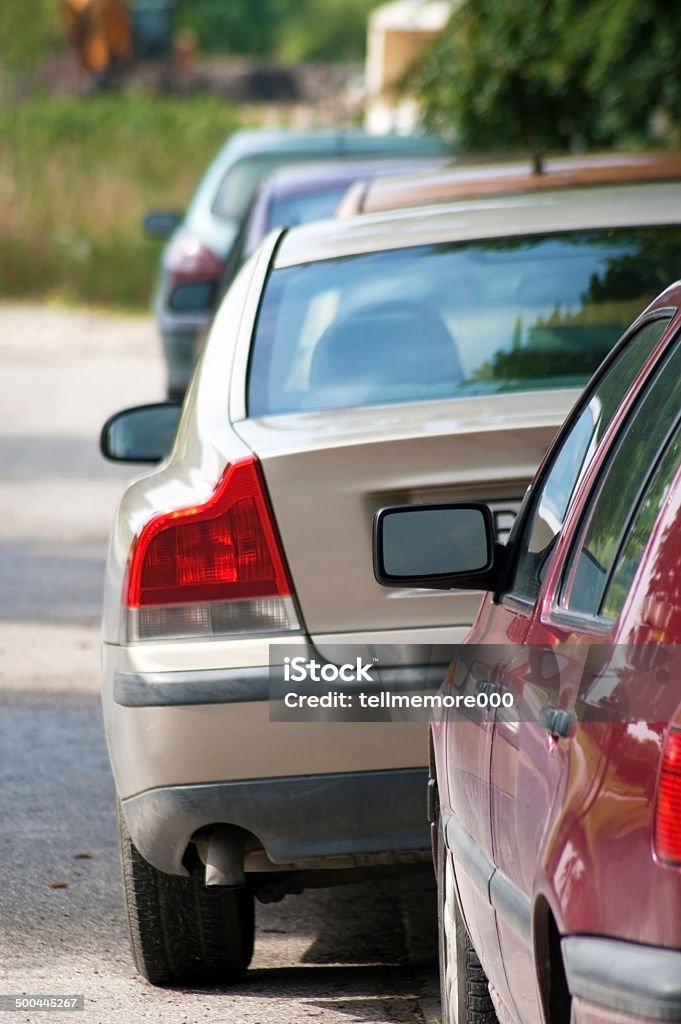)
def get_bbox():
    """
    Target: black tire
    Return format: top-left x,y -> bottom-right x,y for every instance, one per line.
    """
437,809 -> 498,1024
117,804 -> 255,986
